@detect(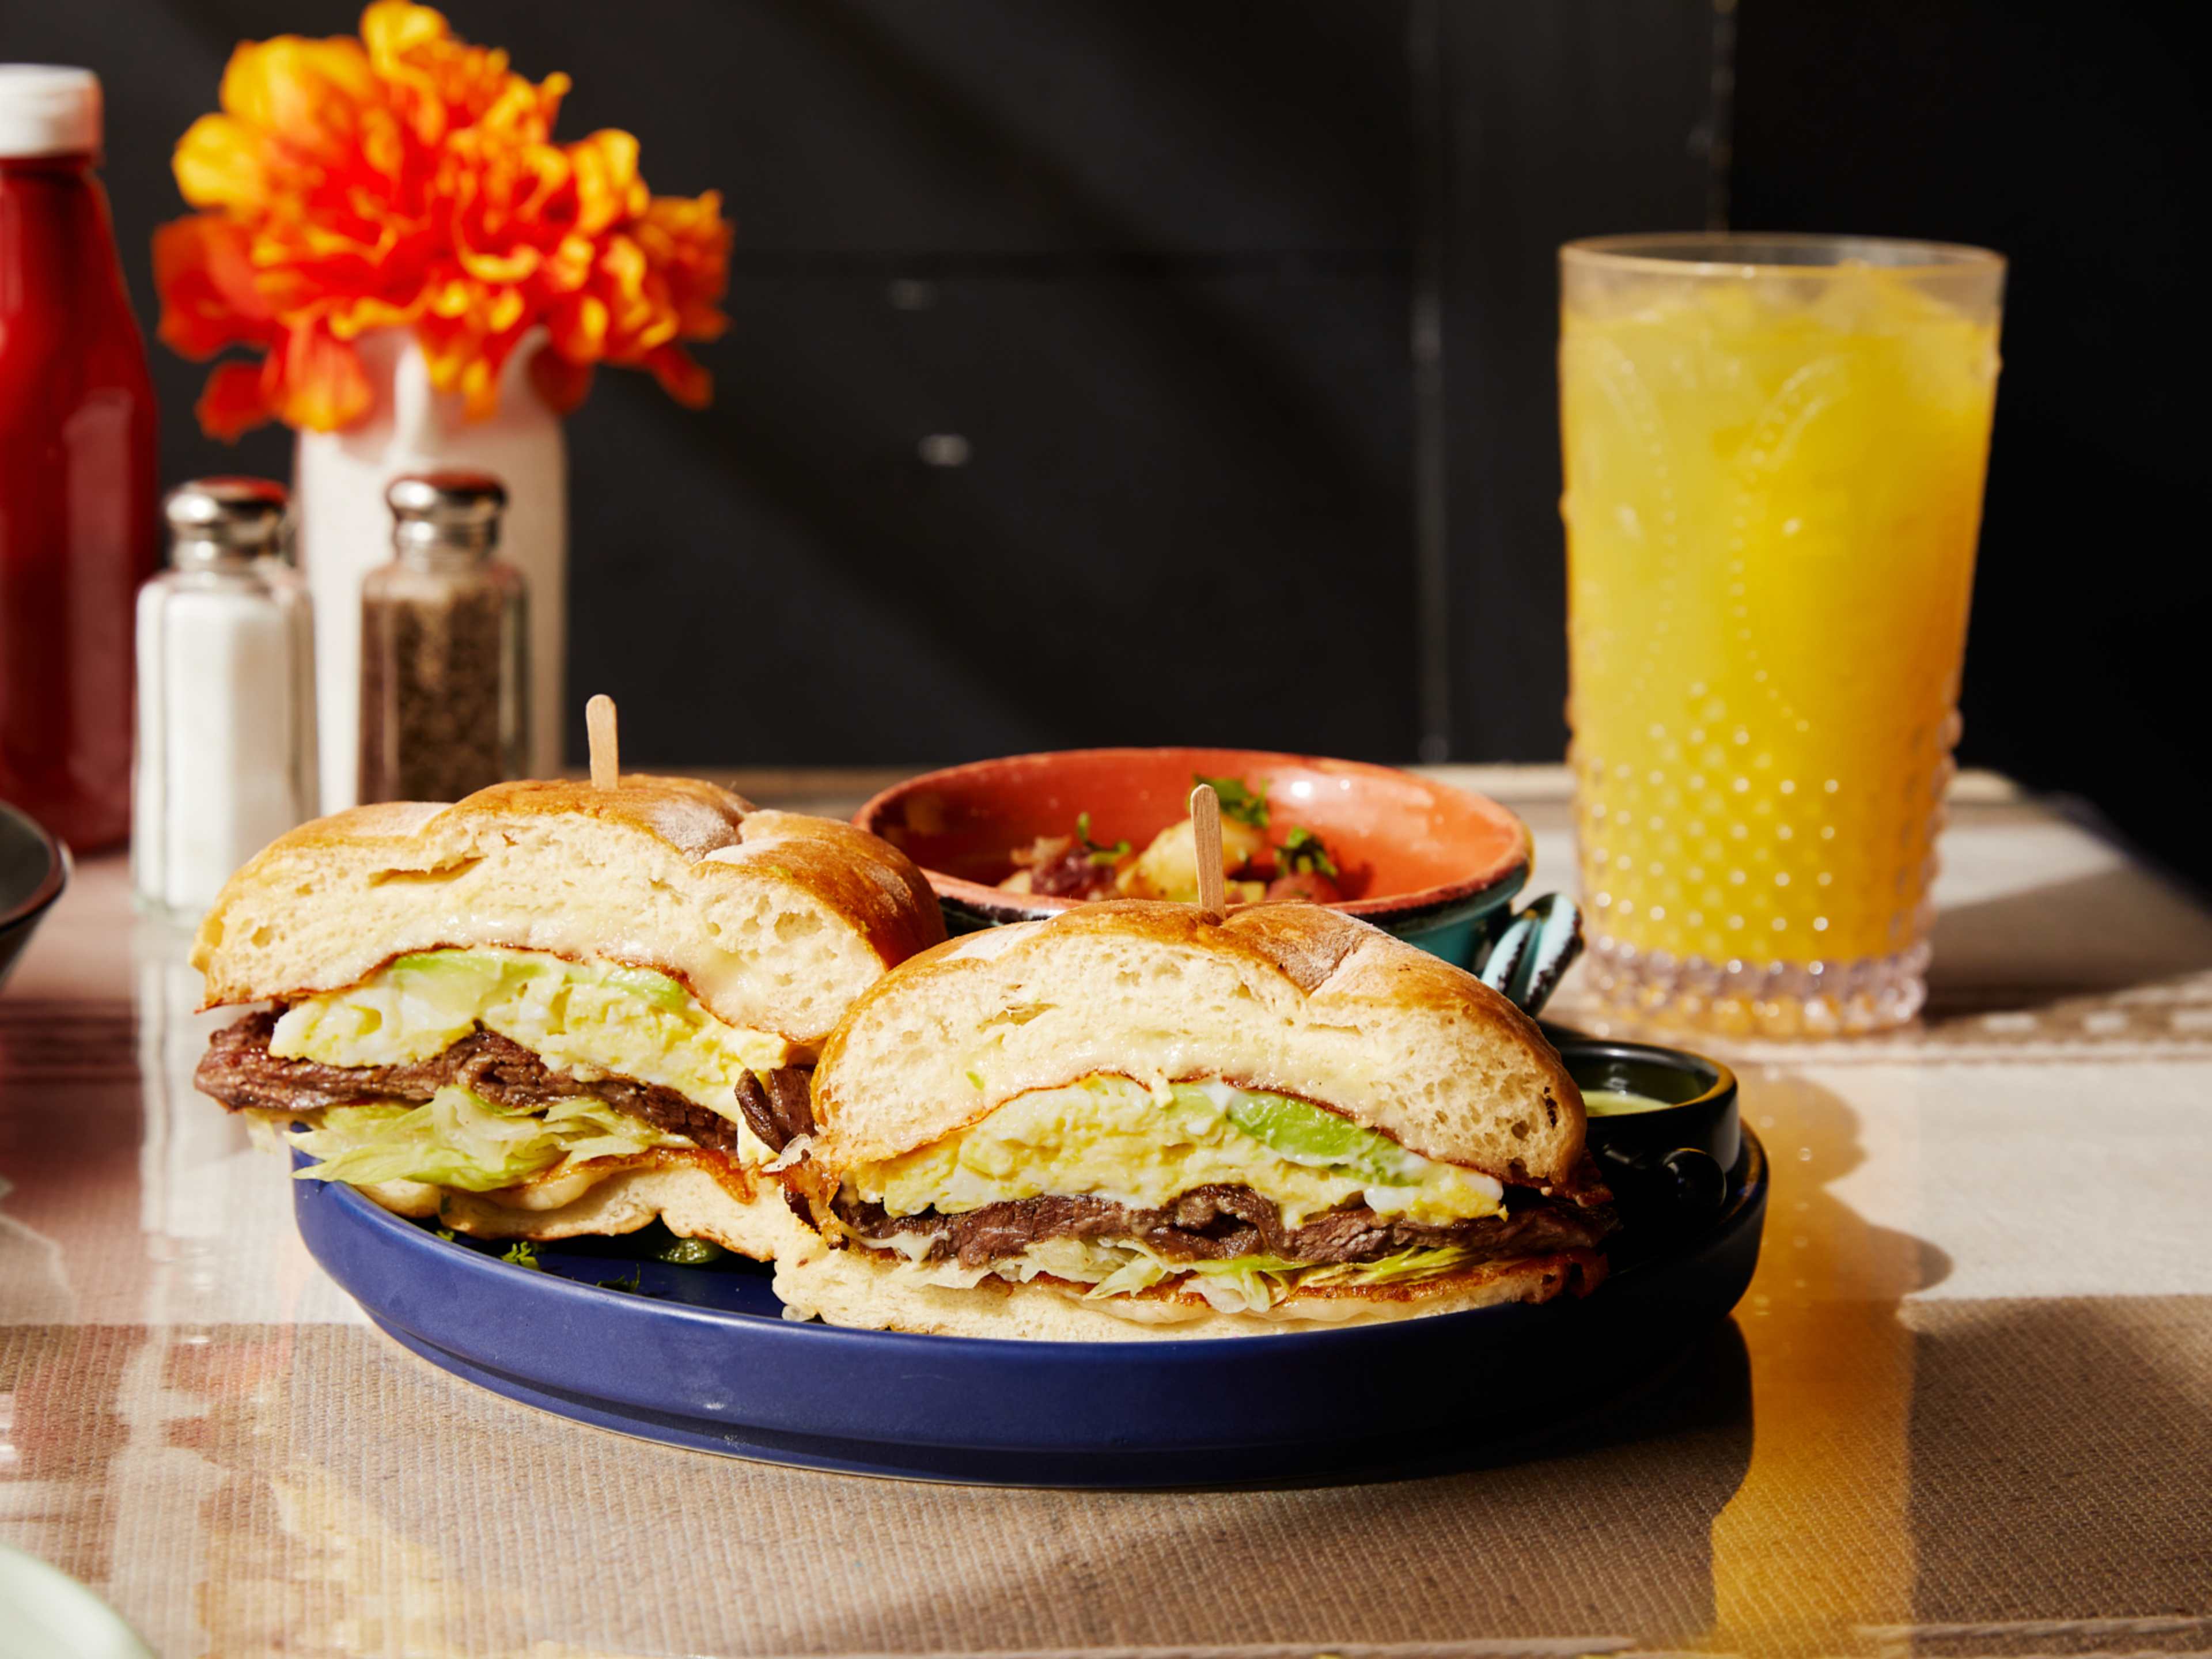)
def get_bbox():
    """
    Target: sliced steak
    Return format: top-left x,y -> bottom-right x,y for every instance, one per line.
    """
836,1181 -> 1615,1271
192,1009 -> 797,1157
941,1194 -> 1135,1260
451,1032 -> 744,1152
735,1066 -> 816,1154
197,1012 -> 456,1112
